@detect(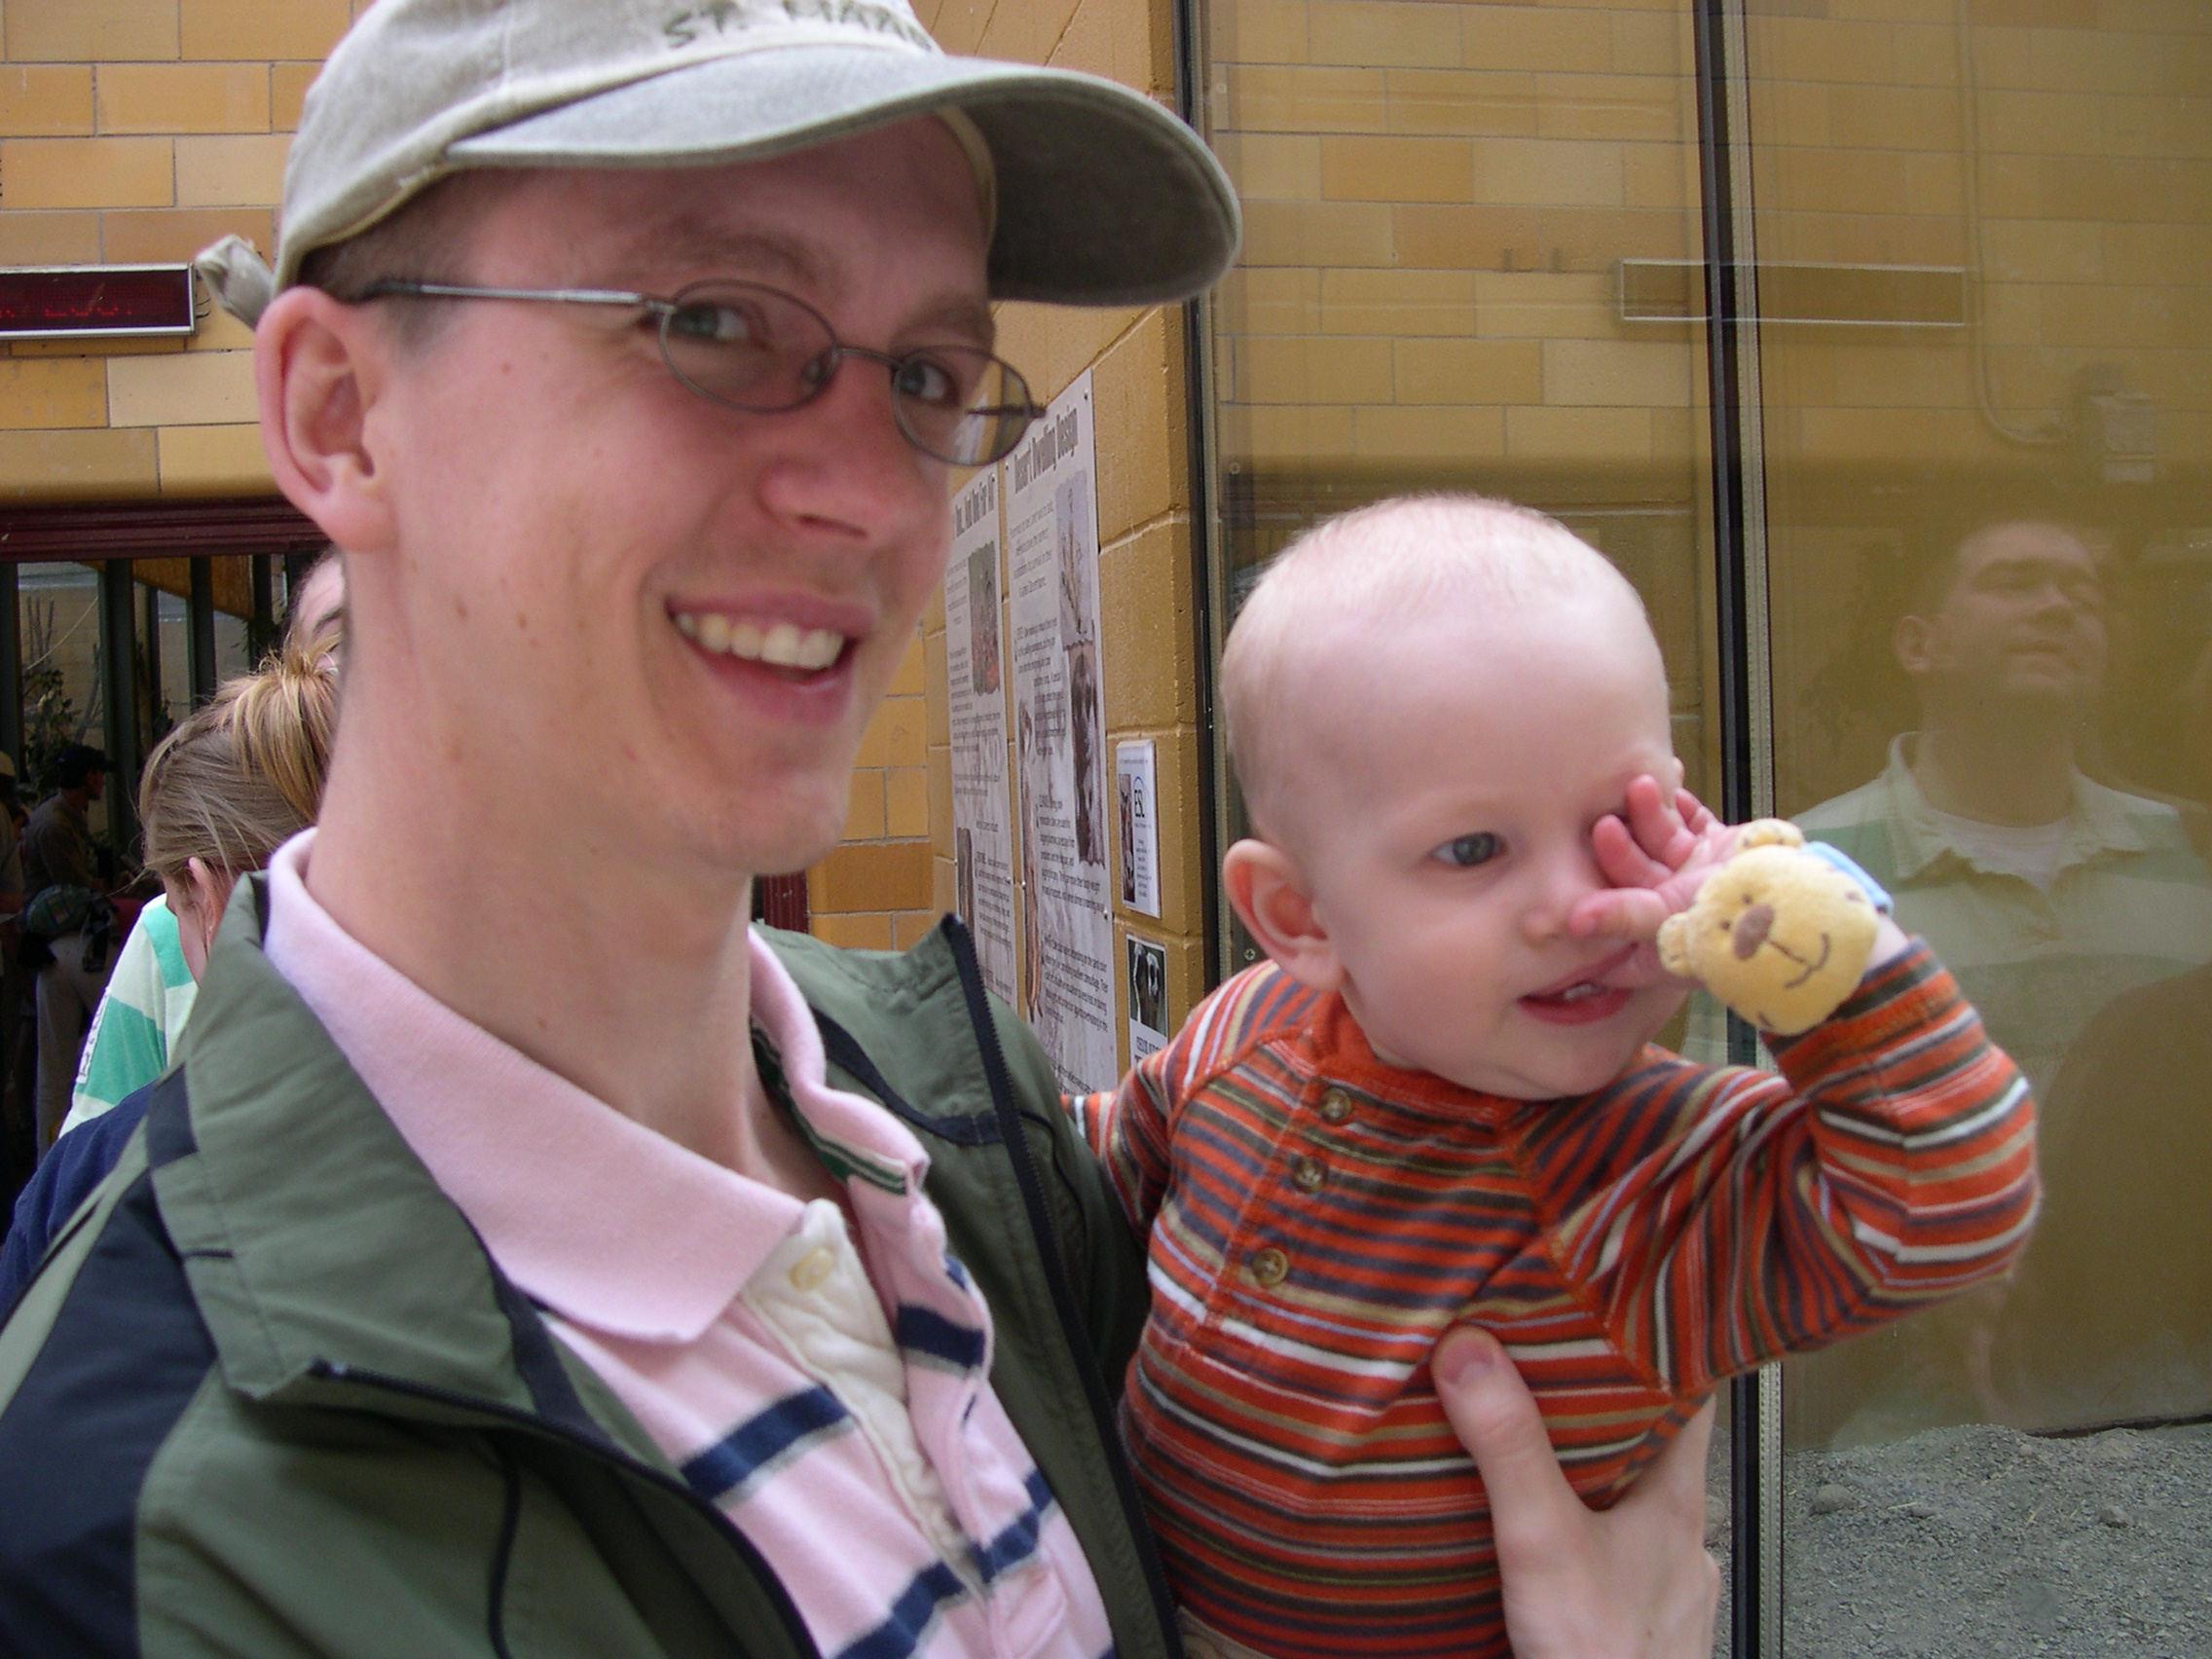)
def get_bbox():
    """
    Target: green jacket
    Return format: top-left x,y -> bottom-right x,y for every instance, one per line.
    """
0,883 -> 1174,1659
